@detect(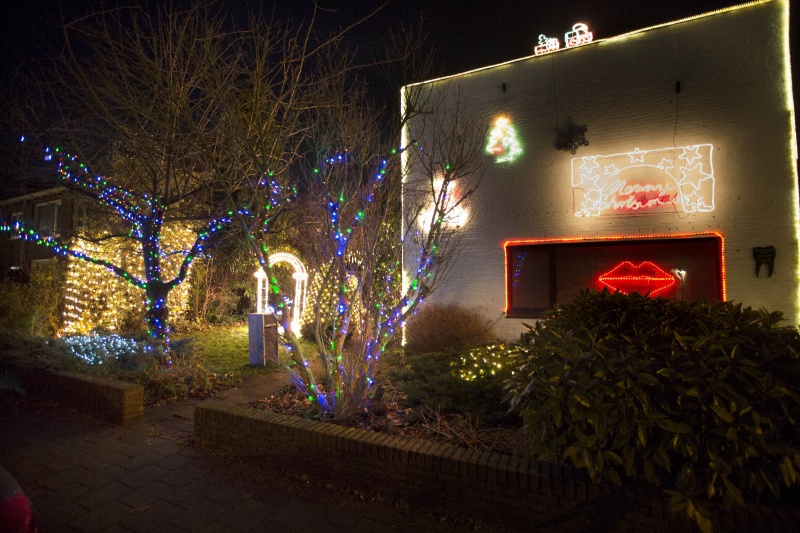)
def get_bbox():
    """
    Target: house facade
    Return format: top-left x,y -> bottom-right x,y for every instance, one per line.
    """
402,0 -> 798,340
0,186 -> 195,335
0,186 -> 86,278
